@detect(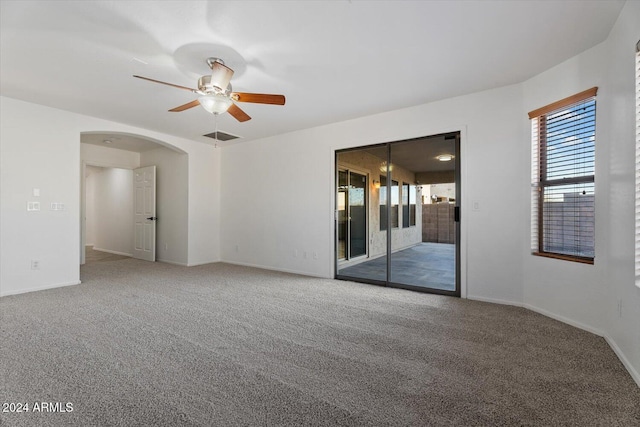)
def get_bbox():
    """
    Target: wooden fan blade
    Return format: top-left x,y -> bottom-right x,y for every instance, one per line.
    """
133,75 -> 197,92
227,103 -> 251,122
231,92 -> 285,105
169,99 -> 201,112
